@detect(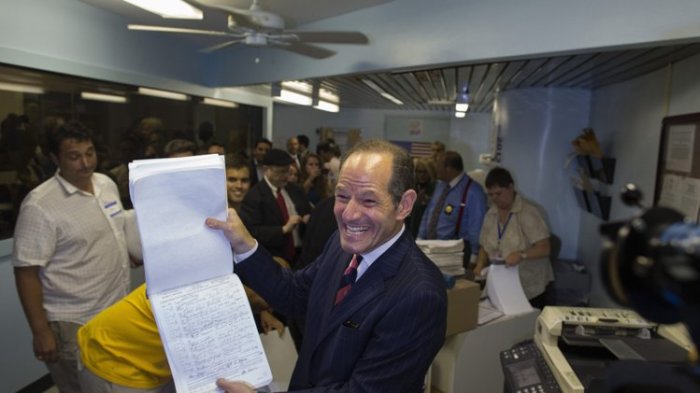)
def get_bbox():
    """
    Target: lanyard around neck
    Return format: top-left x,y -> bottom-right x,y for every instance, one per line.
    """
497,212 -> 513,241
